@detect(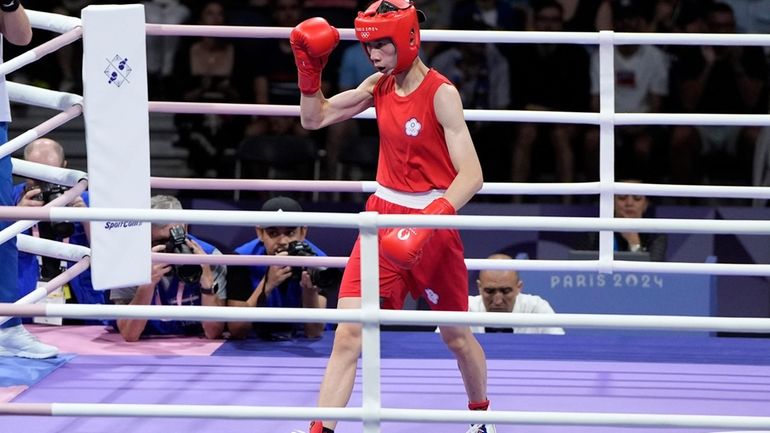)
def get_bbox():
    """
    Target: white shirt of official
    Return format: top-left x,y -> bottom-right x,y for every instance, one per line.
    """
467,293 -> 565,335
